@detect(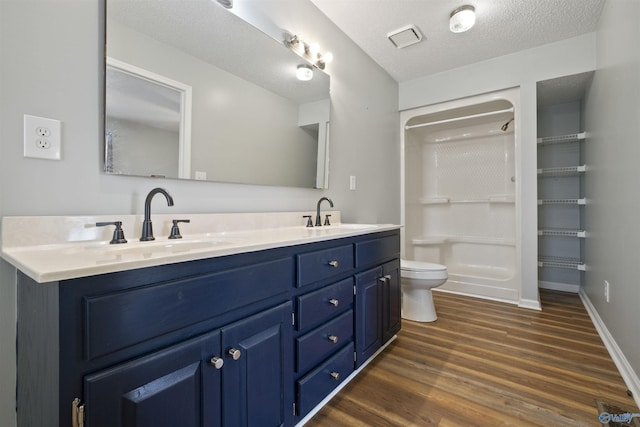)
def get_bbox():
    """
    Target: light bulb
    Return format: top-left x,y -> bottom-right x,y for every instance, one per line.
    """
308,42 -> 320,58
